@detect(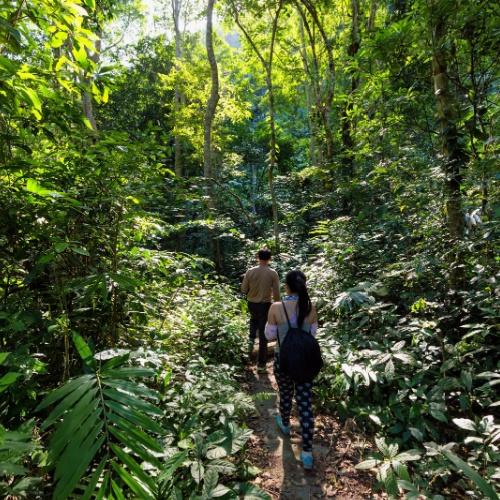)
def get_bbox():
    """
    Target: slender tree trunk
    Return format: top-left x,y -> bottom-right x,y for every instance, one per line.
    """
297,12 -> 317,165
267,71 -> 280,253
296,3 -> 331,164
204,0 -> 222,270
172,0 -> 183,177
368,0 -> 378,32
341,0 -> 360,177
203,0 -> 219,179
267,2 -> 283,253
430,1 -> 466,290
231,0 -> 283,253
251,163 -> 257,213
465,37 -> 490,219
298,0 -> 335,163
82,92 -> 97,130
81,32 -> 101,131
321,98 -> 334,164
305,81 -> 318,165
